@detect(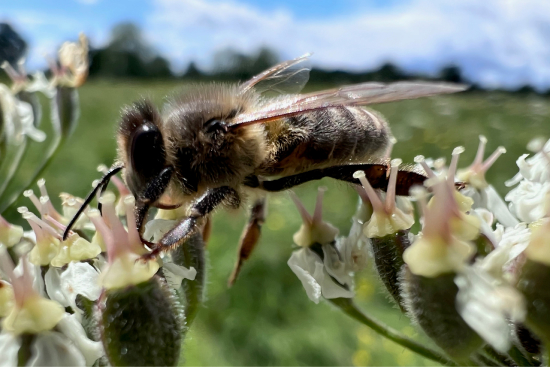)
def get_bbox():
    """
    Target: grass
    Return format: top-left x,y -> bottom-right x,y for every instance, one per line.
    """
3,79 -> 548,365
